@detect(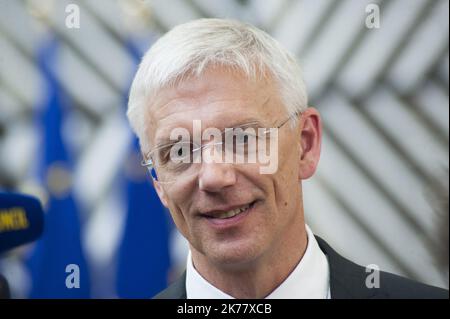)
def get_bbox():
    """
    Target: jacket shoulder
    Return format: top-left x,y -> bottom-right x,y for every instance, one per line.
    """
153,271 -> 187,299
315,236 -> 449,299
378,270 -> 448,299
